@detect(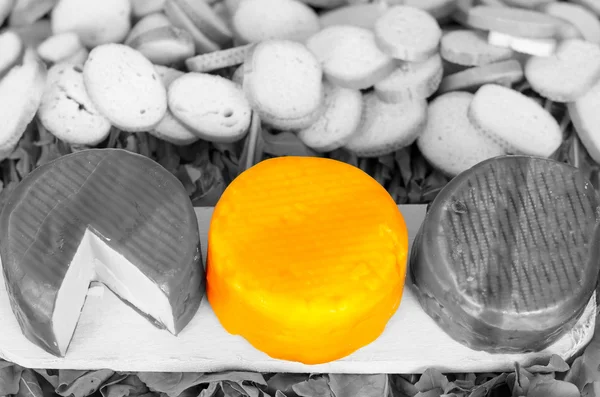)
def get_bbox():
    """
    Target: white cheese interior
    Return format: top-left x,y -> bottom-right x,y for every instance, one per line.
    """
52,228 -> 175,355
